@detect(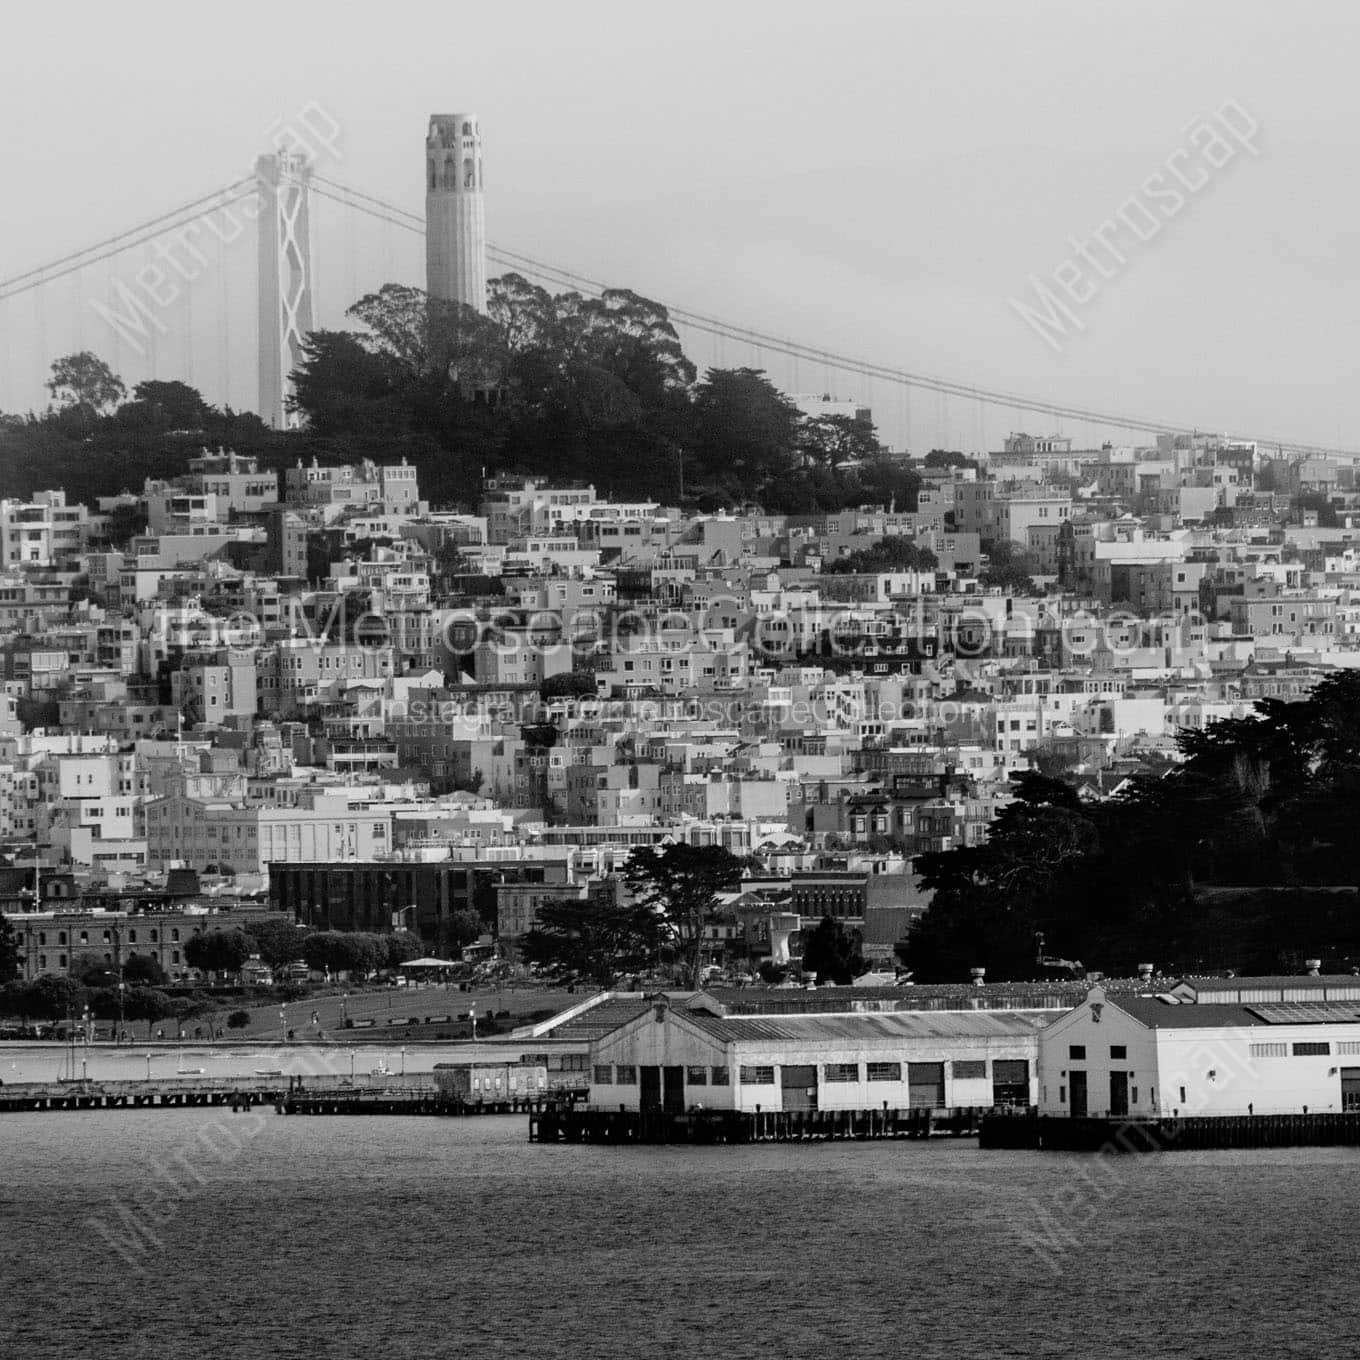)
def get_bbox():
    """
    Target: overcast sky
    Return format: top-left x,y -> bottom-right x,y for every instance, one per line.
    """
2,0 -> 1358,453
